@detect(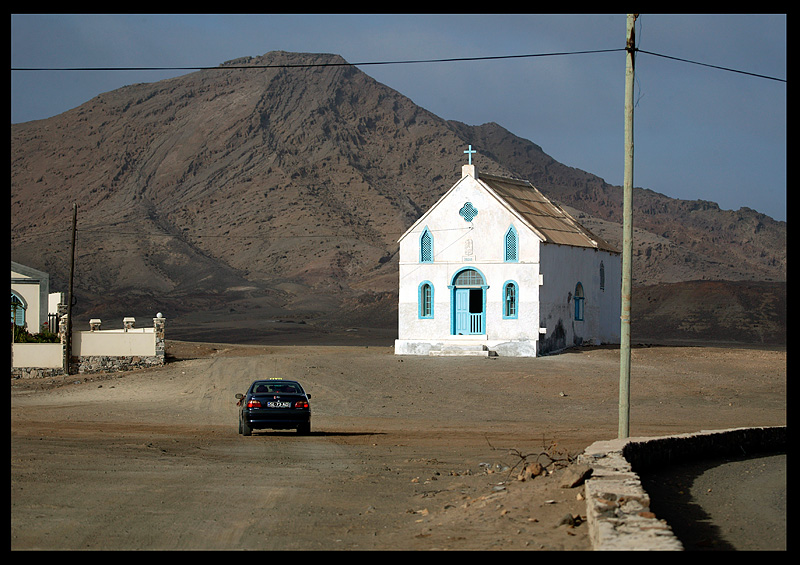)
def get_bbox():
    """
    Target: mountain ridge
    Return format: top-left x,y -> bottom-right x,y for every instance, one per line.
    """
10,51 -> 785,345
